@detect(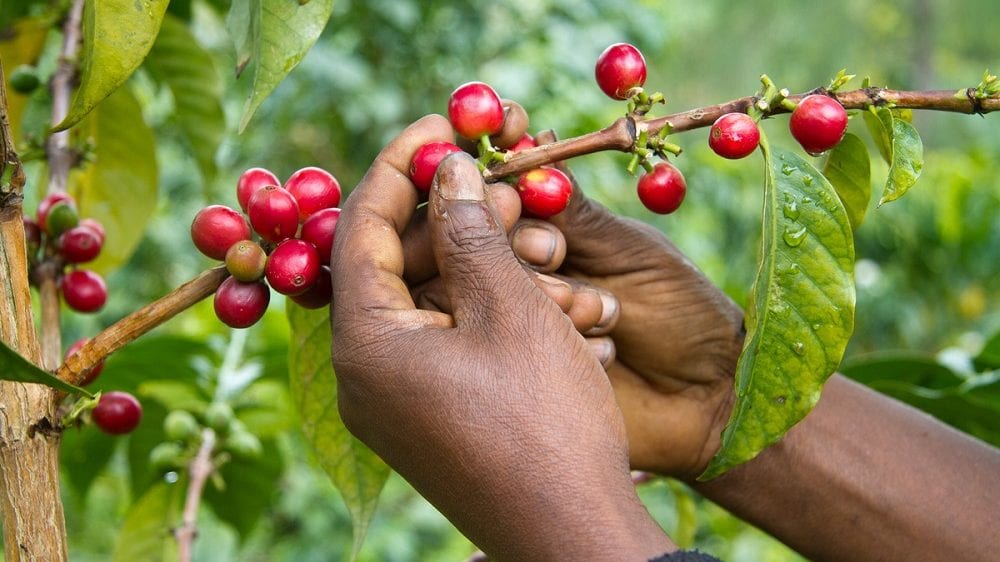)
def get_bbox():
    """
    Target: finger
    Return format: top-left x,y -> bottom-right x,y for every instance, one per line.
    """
332,114 -> 455,325
411,271 -> 574,315
401,182 -> 521,285
587,336 -> 616,370
550,275 -> 620,335
510,219 -> 567,273
565,285 -> 604,333
457,100 -> 530,152
583,288 -> 621,336
428,153 -> 543,325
